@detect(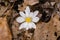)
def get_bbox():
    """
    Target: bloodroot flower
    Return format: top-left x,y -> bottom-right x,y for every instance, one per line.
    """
16,6 -> 40,30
